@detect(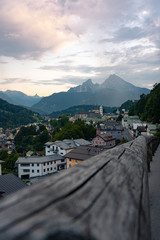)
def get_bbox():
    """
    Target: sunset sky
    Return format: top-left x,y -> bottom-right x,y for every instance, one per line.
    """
0,0 -> 159,96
